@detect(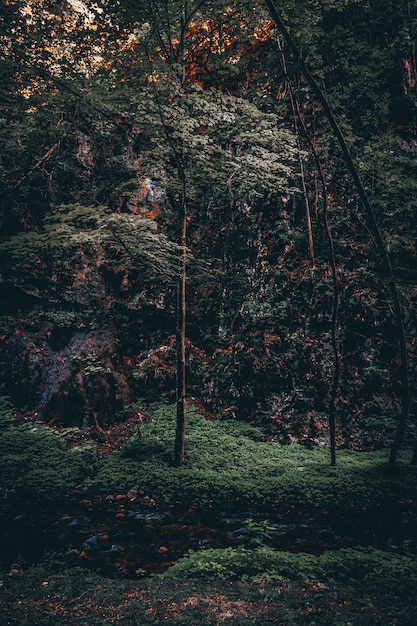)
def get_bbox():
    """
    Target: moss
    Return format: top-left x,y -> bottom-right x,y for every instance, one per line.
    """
0,398 -> 96,499
2,397 -> 415,506
92,402 -> 417,506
